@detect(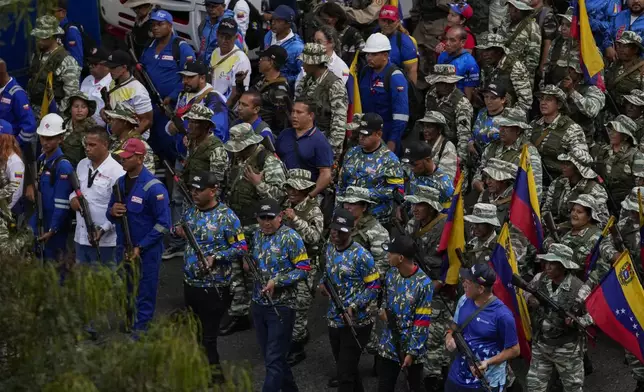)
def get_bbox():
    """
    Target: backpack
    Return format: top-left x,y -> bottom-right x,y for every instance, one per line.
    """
62,22 -> 98,60
171,37 -> 191,68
